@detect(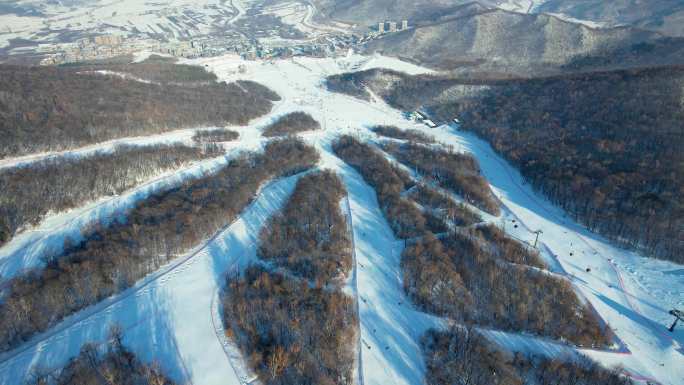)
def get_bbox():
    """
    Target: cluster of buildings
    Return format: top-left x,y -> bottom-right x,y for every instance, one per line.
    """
407,110 -> 437,128
38,29 -> 361,65
377,19 -> 409,33
39,35 -> 161,65
242,34 -> 360,60
39,34 -> 250,65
